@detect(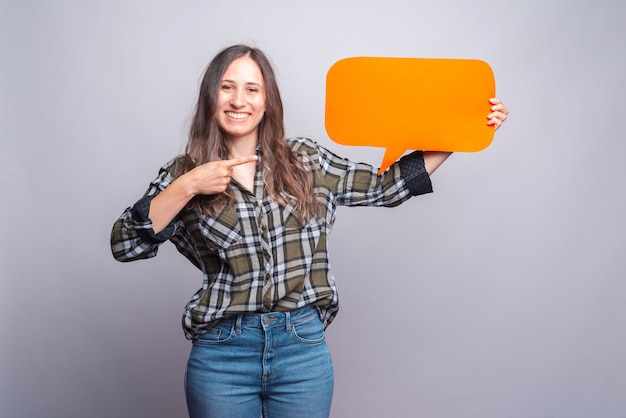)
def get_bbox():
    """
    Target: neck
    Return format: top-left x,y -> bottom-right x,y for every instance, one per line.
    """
226,136 -> 258,158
